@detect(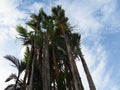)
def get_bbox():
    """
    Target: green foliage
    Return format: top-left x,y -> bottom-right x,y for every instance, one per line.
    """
16,25 -> 28,37
52,5 -> 68,23
24,46 -> 30,63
